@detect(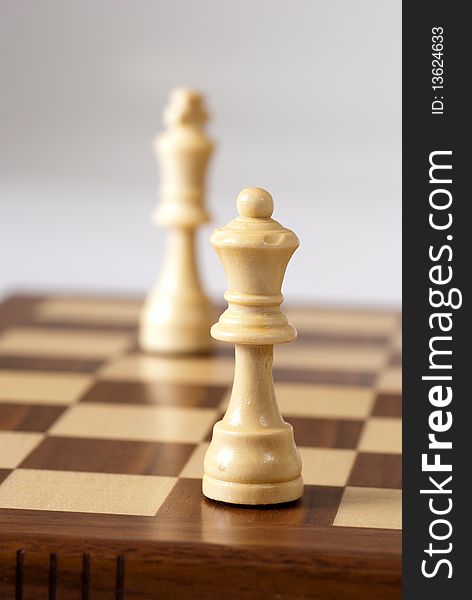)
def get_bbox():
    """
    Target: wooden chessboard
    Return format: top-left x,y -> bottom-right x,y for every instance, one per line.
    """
0,294 -> 402,599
